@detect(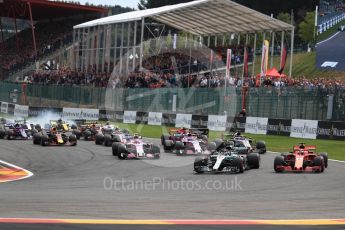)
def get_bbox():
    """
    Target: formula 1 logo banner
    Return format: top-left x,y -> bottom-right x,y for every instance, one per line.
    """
290,119 -> 318,139
0,102 -> 8,114
317,121 -> 345,140
148,112 -> 163,126
175,113 -> 192,128
245,117 -> 268,135
63,108 -> 99,120
123,111 -> 137,124
207,115 -> 227,131
14,104 -> 29,118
